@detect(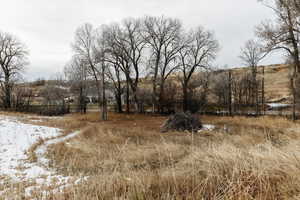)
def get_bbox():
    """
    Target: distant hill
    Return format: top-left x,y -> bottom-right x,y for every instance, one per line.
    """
229,64 -> 291,103
22,63 -> 293,105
